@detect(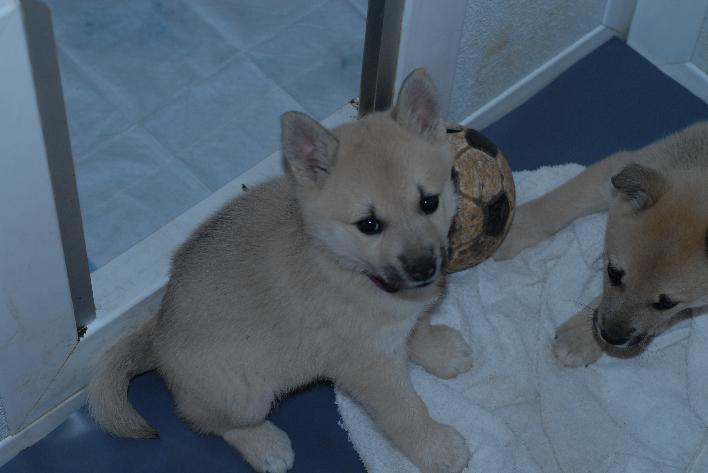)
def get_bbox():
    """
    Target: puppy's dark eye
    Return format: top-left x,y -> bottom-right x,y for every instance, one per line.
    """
652,294 -> 678,311
420,194 -> 439,214
607,264 -> 624,286
356,216 -> 382,235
